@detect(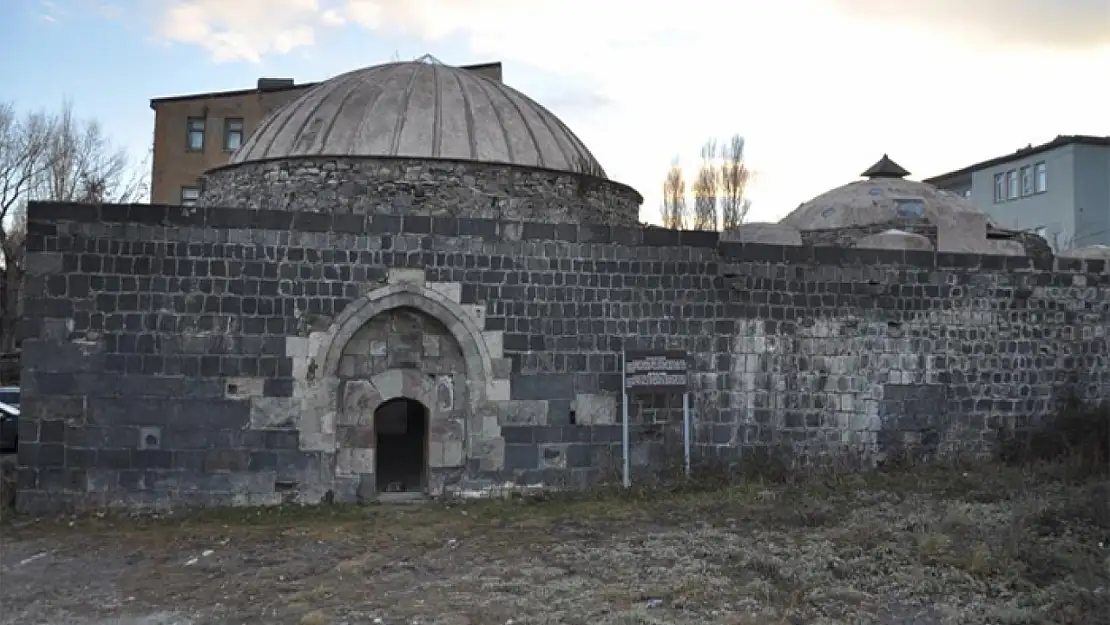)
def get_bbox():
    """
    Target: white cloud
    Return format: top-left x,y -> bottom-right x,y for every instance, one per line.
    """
333,0 -> 830,217
39,0 -> 65,22
828,0 -> 1110,50
320,8 -> 345,27
157,0 -> 334,63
